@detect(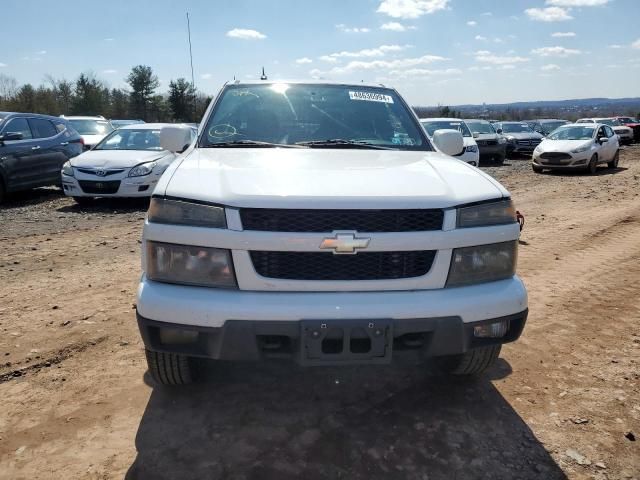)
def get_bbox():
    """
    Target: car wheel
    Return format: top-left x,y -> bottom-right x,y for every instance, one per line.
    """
145,349 -> 195,385
607,150 -> 619,169
0,180 -> 5,204
495,155 -> 505,166
436,345 -> 502,375
532,165 -> 543,173
587,154 -> 598,175
72,196 -> 93,206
